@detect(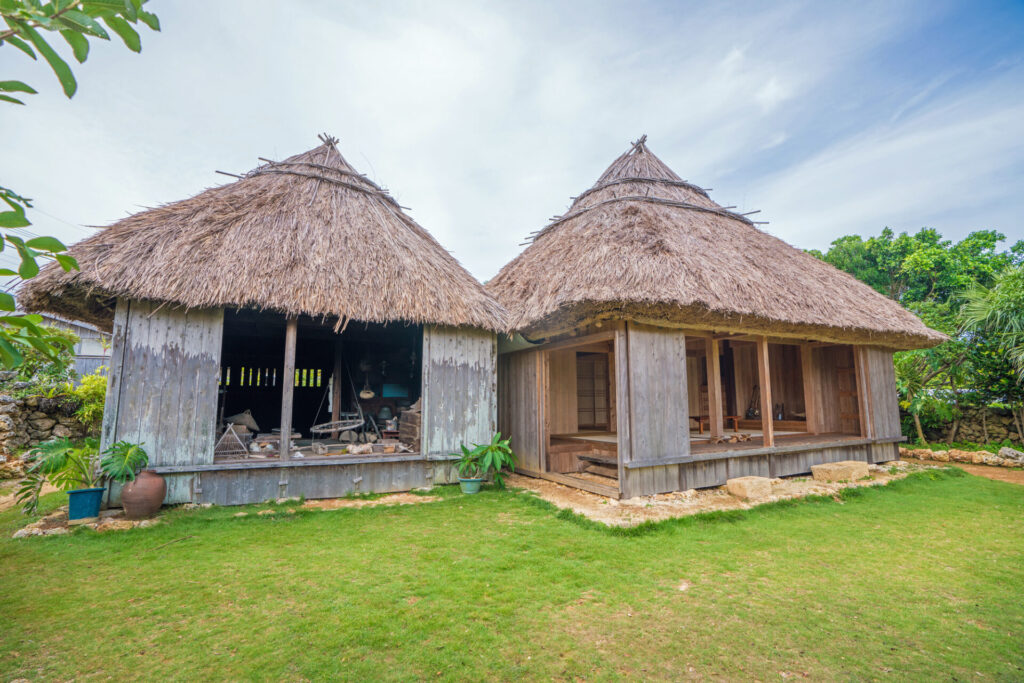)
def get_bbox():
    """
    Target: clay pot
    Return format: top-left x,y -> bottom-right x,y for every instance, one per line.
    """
121,470 -> 166,520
